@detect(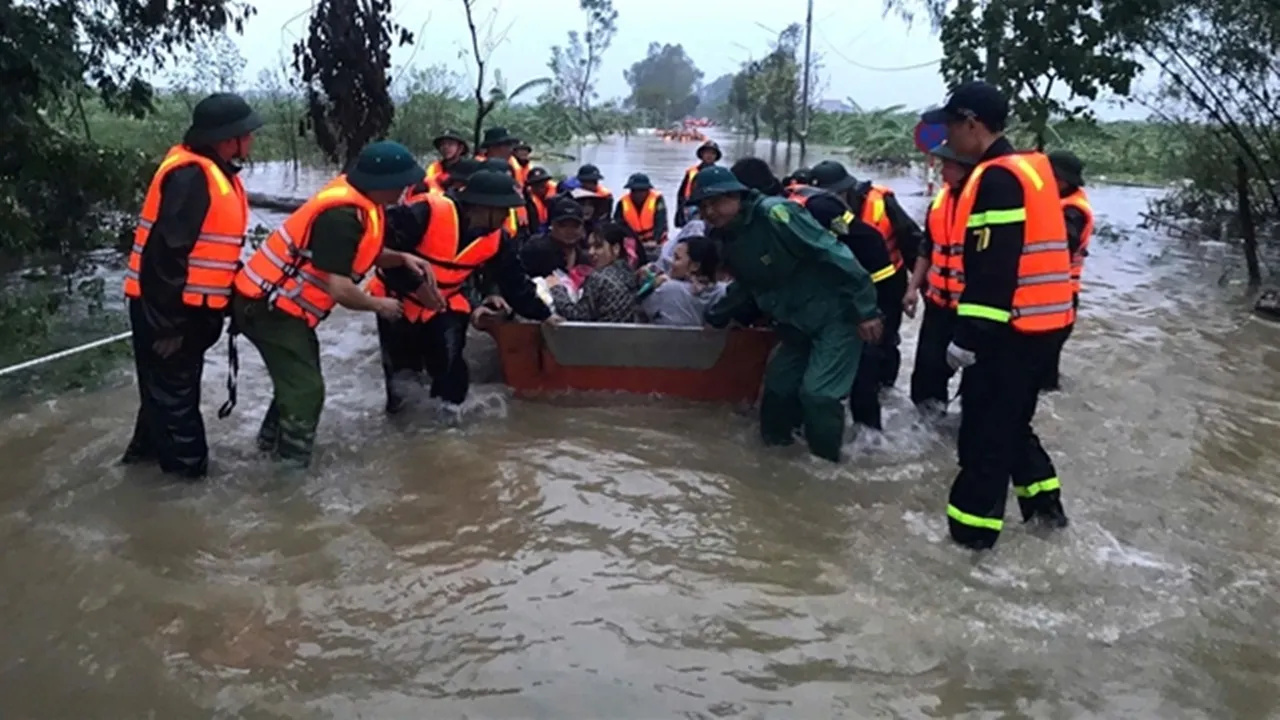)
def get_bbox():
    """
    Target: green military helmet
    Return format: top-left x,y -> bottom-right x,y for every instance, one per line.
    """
346,140 -> 426,192
684,165 -> 749,206
929,141 -> 977,167
183,92 -> 263,147
624,172 -> 654,191
1048,149 -> 1086,187
455,169 -> 524,208
432,129 -> 470,155
809,160 -> 859,193
696,139 -> 722,162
